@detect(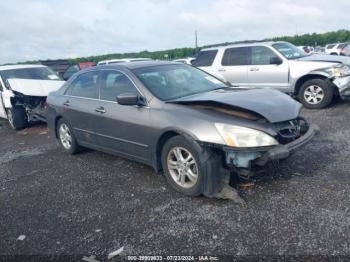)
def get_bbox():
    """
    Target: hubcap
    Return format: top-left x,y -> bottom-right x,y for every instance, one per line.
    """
167,147 -> 198,189
59,123 -> 72,150
304,85 -> 324,105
